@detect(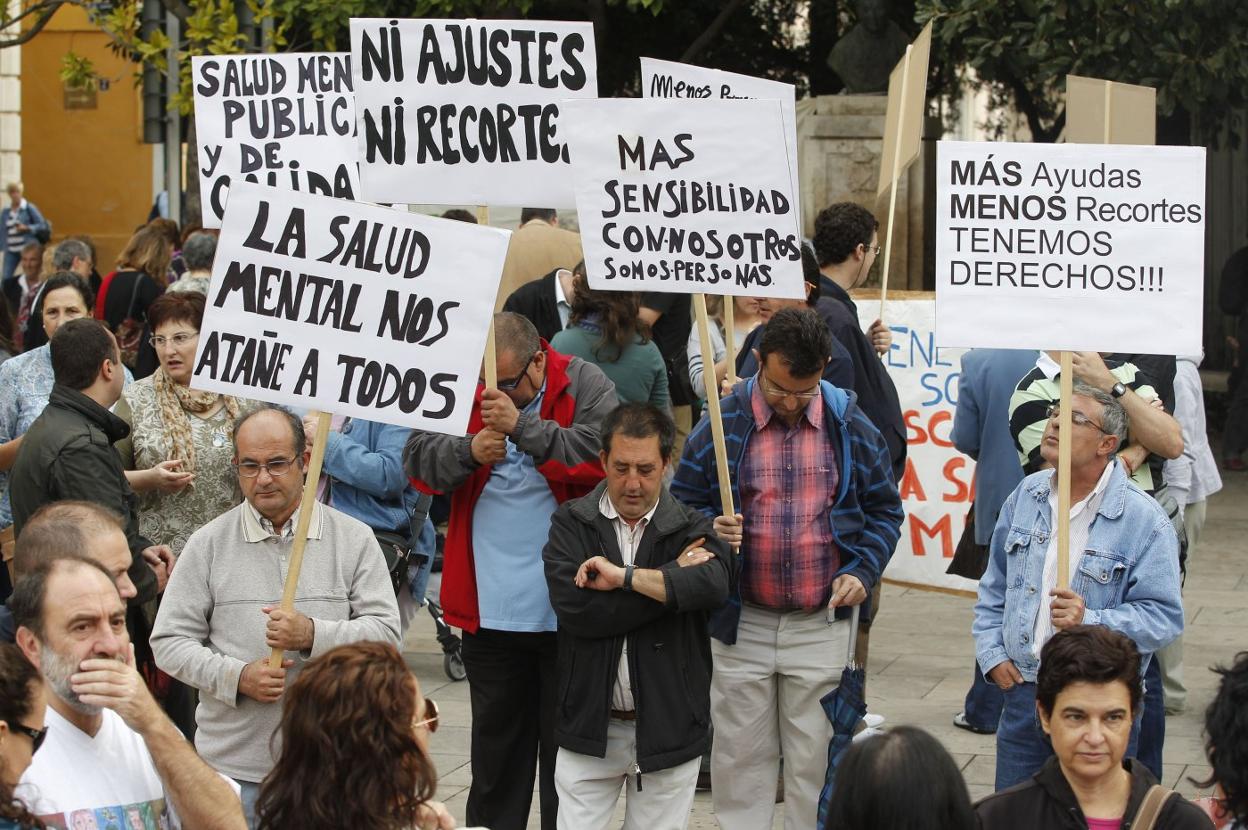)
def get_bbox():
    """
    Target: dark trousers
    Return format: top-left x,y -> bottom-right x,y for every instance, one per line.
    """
964,663 -> 1005,732
461,627 -> 559,830
1137,657 -> 1166,780
1225,352 -> 1248,458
